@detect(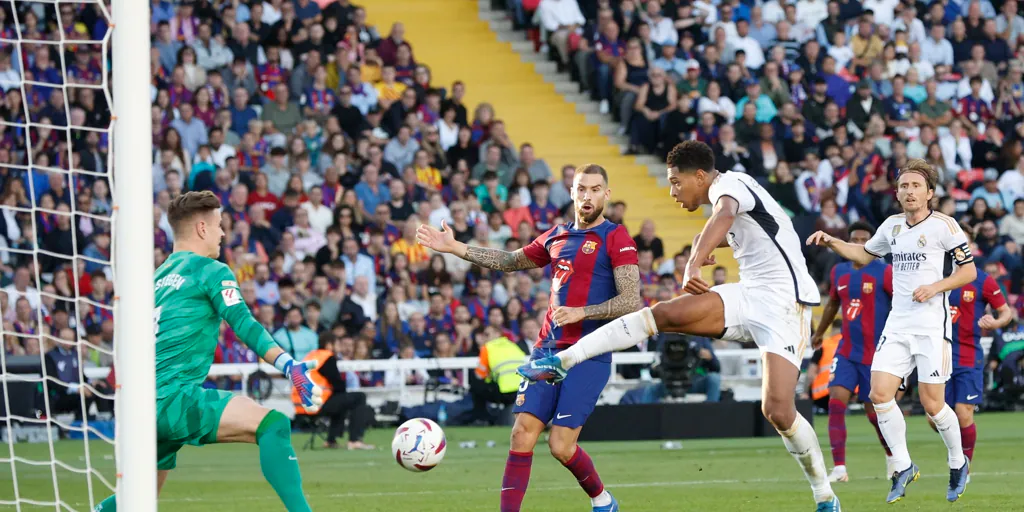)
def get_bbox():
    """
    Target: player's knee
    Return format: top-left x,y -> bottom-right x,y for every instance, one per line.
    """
868,388 -> 893,405
761,399 -> 795,430
547,436 -> 576,464
650,302 -> 678,330
255,409 -> 292,444
509,421 -> 540,452
920,398 -> 945,417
